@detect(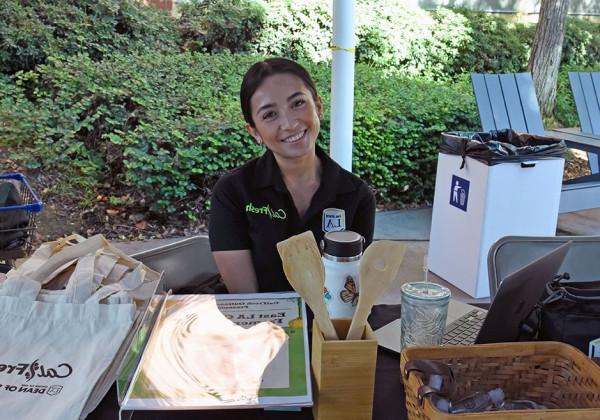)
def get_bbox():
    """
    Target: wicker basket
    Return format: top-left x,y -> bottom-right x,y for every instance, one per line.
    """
400,341 -> 600,419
